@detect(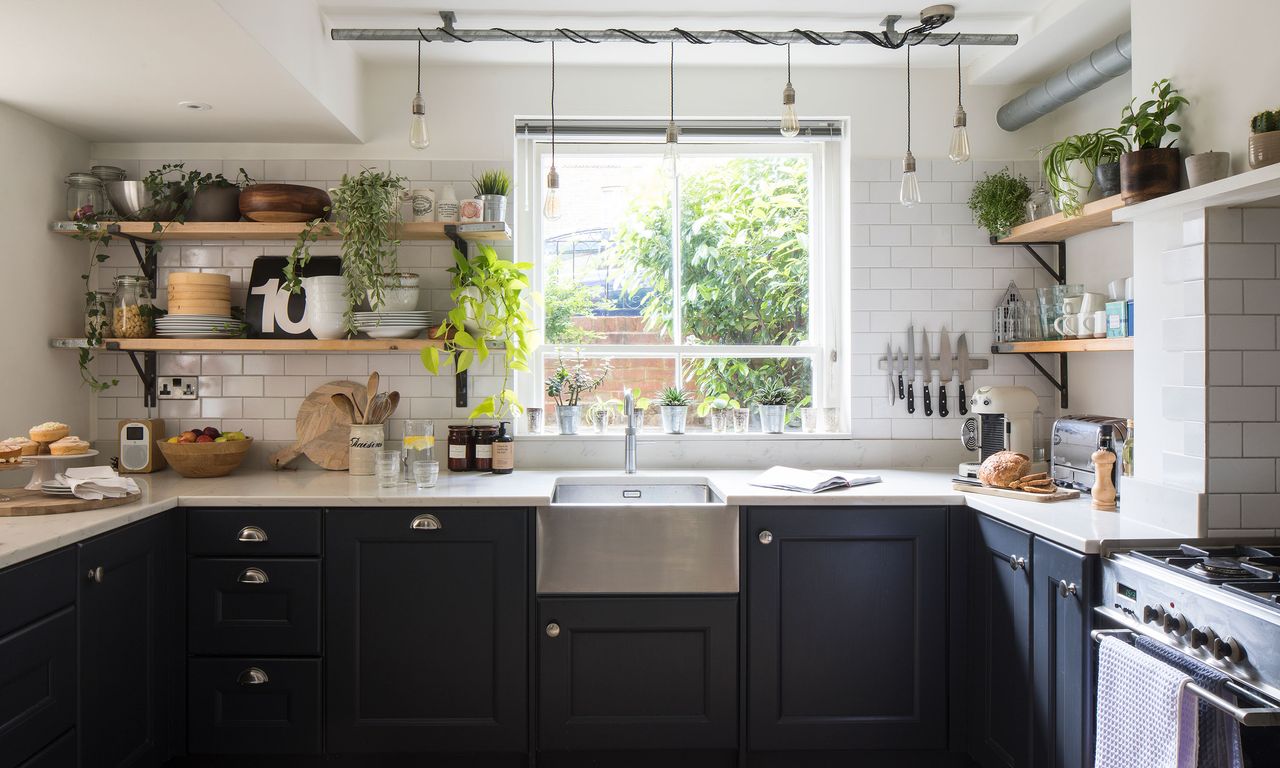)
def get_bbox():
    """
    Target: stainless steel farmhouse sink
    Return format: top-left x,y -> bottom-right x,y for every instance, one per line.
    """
538,476 -> 737,594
